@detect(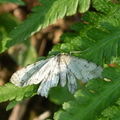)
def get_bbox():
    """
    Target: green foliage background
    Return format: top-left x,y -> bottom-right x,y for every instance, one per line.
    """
0,0 -> 120,119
